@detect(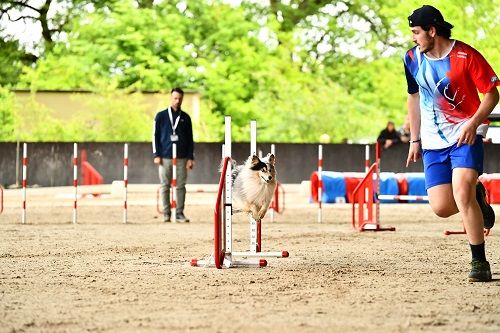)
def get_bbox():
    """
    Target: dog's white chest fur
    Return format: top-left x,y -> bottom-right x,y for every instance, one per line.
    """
231,154 -> 277,220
